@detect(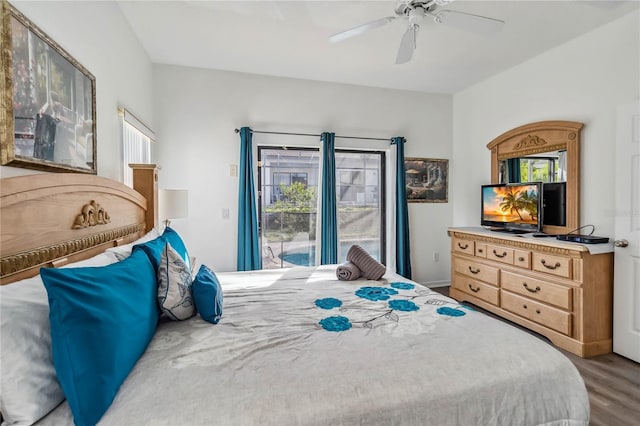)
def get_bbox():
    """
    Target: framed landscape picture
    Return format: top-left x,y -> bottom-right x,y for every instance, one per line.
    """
405,157 -> 449,203
1,0 -> 97,173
